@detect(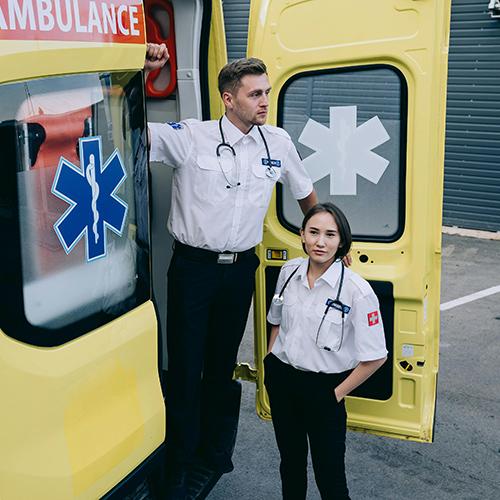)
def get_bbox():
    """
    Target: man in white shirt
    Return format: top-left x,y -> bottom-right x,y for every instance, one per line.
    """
145,43 -> 317,498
